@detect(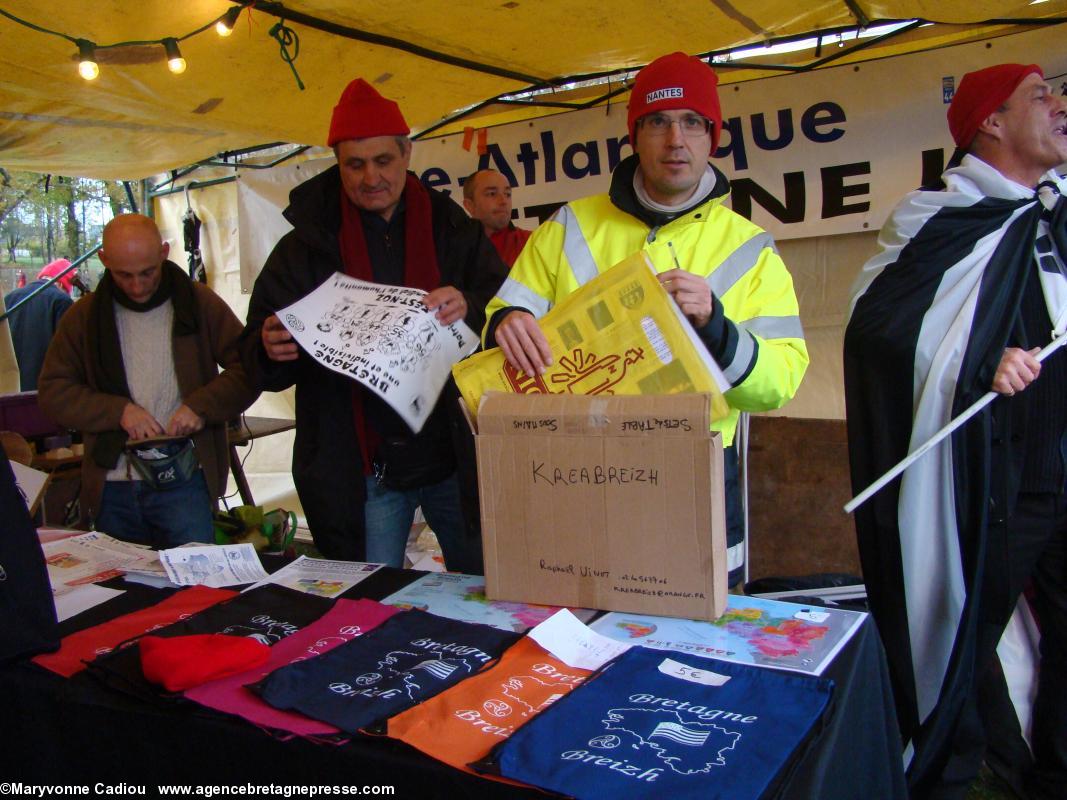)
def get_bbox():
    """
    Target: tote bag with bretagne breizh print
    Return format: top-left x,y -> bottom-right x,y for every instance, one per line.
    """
184,598 -> 399,741
388,636 -> 593,777
491,647 -> 834,800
